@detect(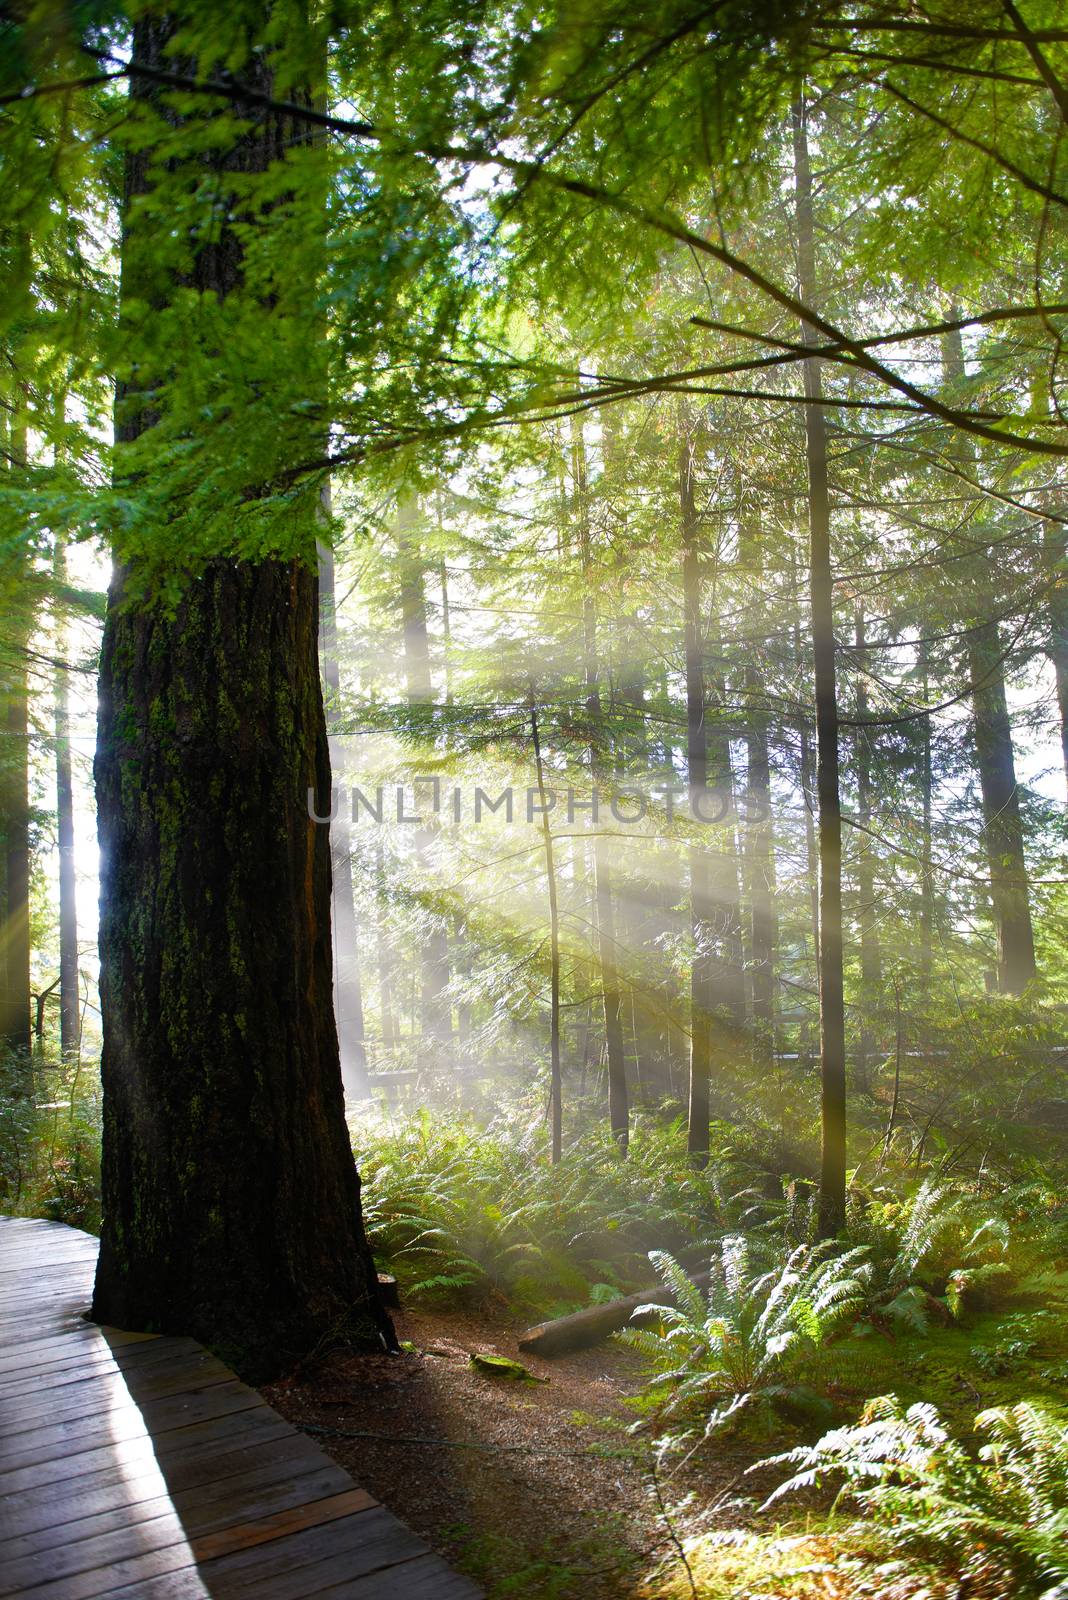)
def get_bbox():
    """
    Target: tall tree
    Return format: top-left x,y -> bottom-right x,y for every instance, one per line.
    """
942,325 -> 1037,994
738,517 -> 777,1038
396,497 -> 452,1047
854,602 -> 881,1087
680,416 -> 744,1163
92,10 -> 393,1375
53,526 -> 80,1059
793,99 -> 848,1237
1044,520 -> 1068,801
1,401 -> 31,1062
572,416 -> 628,1152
